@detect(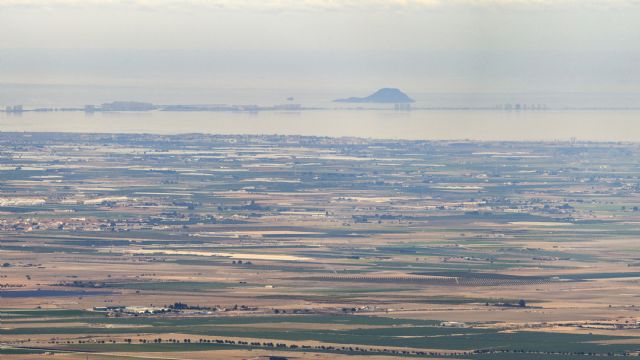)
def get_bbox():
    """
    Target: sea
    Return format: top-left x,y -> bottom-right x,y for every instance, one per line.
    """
1,85 -> 639,141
